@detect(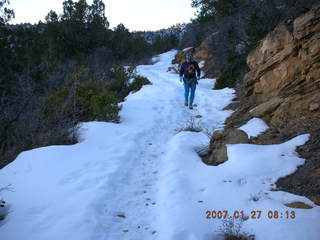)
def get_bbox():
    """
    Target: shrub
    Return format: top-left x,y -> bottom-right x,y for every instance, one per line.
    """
89,88 -> 121,122
44,67 -> 122,123
129,76 -> 151,93
217,217 -> 254,240
107,65 -> 151,97
215,51 -> 247,89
